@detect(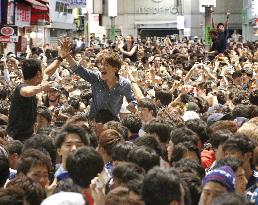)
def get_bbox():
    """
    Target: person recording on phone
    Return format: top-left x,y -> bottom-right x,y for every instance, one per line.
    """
7,57 -> 62,142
